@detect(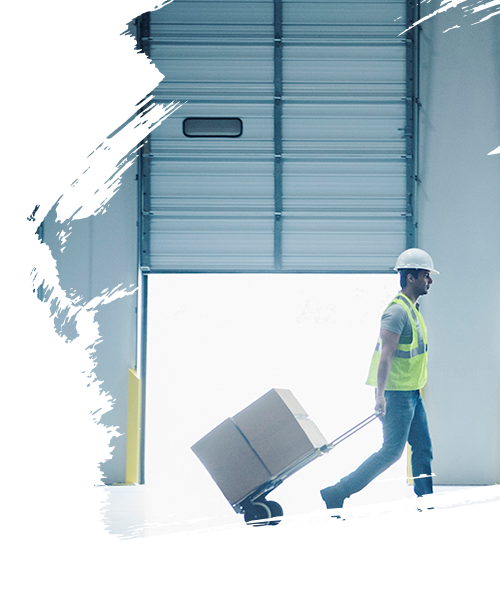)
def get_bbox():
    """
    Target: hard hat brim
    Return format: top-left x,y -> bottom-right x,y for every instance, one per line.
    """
394,266 -> 439,274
